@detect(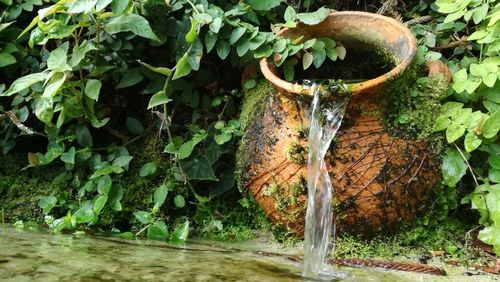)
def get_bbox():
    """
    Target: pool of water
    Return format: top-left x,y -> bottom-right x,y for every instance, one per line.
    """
0,227 -> 495,281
